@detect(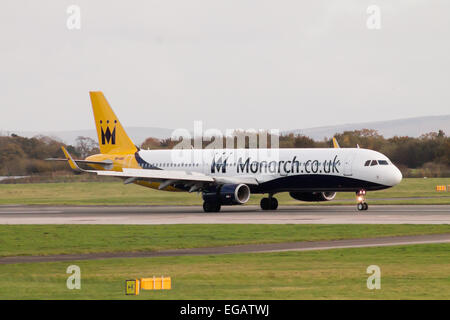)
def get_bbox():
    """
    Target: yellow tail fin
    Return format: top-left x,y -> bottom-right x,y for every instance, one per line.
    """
90,91 -> 137,155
